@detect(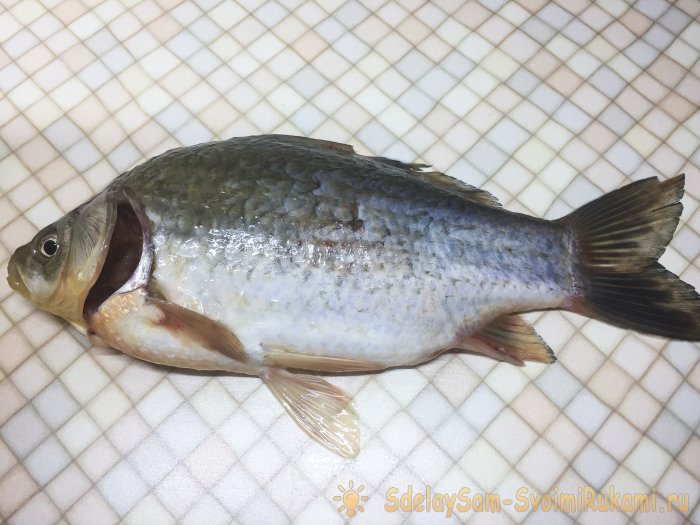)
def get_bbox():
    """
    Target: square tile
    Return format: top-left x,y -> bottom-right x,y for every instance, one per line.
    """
56,410 -> 101,457
0,438 -> 16,479
60,353 -> 110,404
406,384 -> 453,434
517,438 -> 567,491
458,383 -> 505,432
65,489 -> 119,525
459,437 -> 510,492
544,414 -> 588,461
510,384 -> 559,433
156,405 -> 208,457
86,383 -> 131,430
483,408 -> 537,464
77,436 -> 119,483
1,404 -> 50,458
8,491 -> 60,525
610,336 -> 657,380
105,410 -> 150,455
153,465 -> 202,519
128,433 -> 177,486
98,460 -> 149,516
45,463 -> 91,513
184,434 -> 235,489
658,463 -> 700,510
24,435 -> 70,486
625,436 -> 674,487
648,410 -> 692,456
379,412 -> 426,459
595,413 -> 641,461
0,465 -> 38,517
573,441 -> 617,489
212,464 -> 259,516
0,378 -> 25,430
124,493 -> 174,525
588,361 -> 633,407
136,379 -> 183,427
432,413 -> 478,461
618,385 -> 663,432
667,384 -> 700,429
